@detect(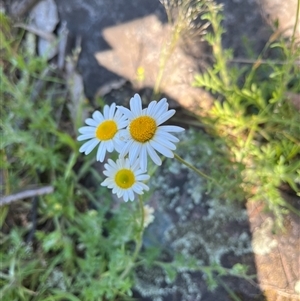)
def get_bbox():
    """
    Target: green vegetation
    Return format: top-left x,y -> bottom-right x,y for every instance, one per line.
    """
1,0 -> 299,299
0,13 -> 138,300
194,2 -> 300,224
